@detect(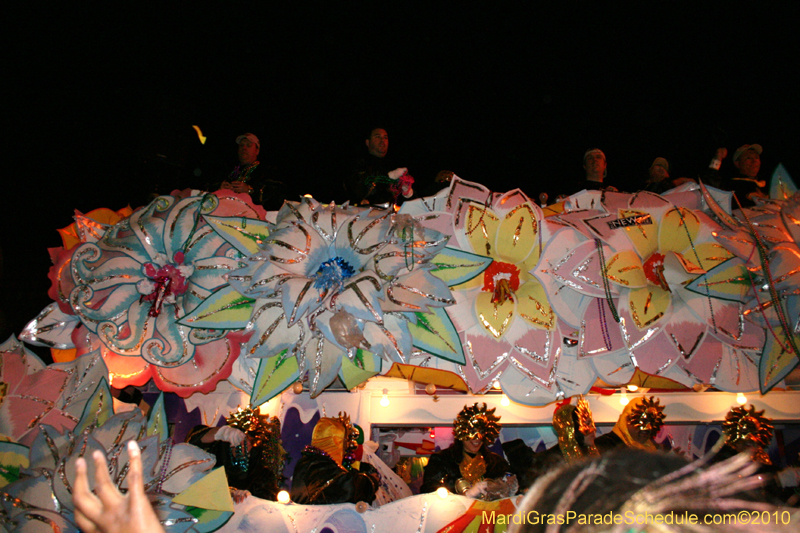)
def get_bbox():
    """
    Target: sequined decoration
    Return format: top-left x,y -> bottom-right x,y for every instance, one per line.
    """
458,453 -> 486,483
